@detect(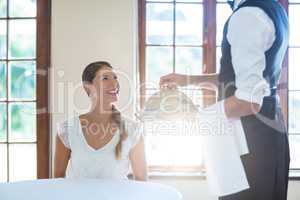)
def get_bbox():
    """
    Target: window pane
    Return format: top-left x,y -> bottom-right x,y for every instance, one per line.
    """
0,0 -> 6,17
146,46 -> 173,87
9,61 -> 36,100
146,3 -> 174,45
289,135 -> 300,169
0,62 -> 6,99
289,5 -> 300,46
0,103 -> 7,142
289,48 -> 300,90
145,121 -> 203,166
9,102 -> 36,142
176,4 -> 202,45
9,19 -> 36,59
9,144 -> 36,181
217,4 -> 232,45
9,0 -> 36,17
289,91 -> 300,134
0,20 -> 6,59
0,144 -> 7,182
175,47 -> 202,75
